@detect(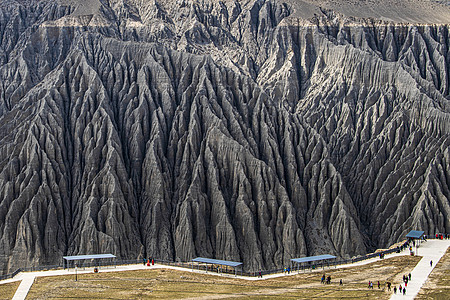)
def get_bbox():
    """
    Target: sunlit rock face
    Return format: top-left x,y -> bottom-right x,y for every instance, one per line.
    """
0,0 -> 449,273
